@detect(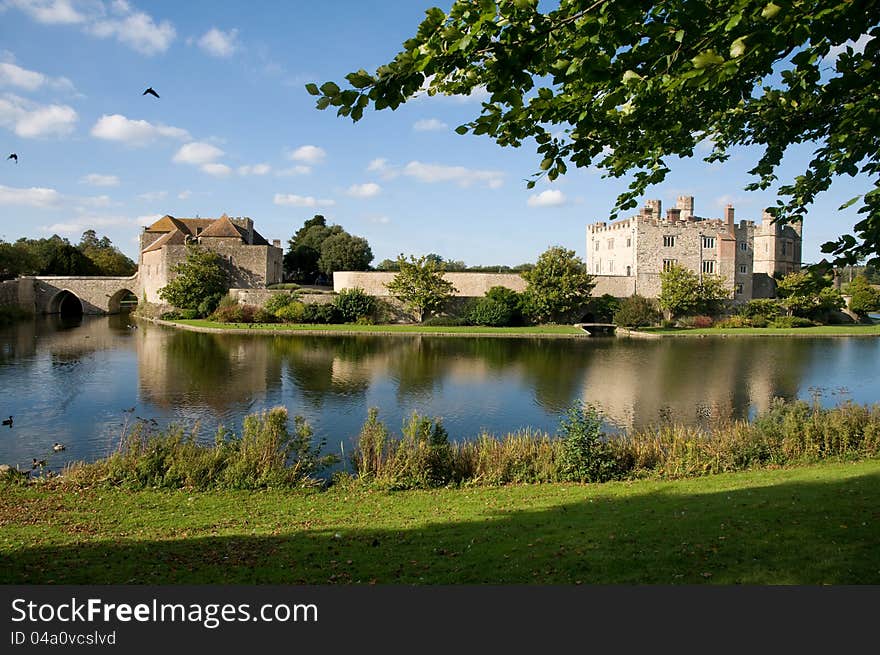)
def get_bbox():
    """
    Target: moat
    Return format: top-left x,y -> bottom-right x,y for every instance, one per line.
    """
1,314 -> 879,472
